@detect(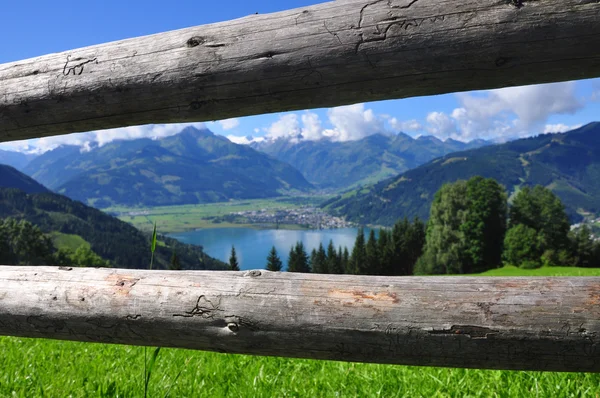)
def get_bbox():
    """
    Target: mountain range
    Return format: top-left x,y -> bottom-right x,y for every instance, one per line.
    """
251,133 -> 489,189
0,150 -> 37,171
23,127 -> 312,208
0,165 -> 227,270
325,123 -> 600,225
